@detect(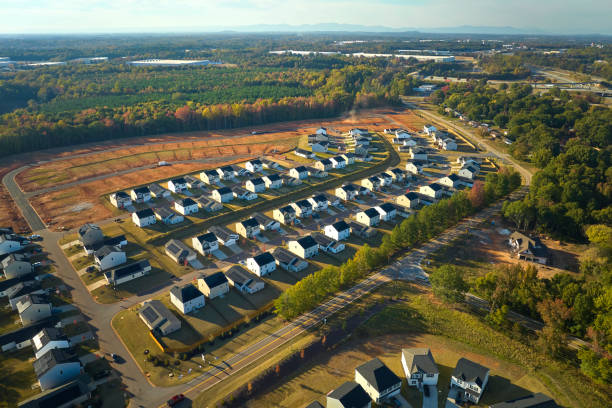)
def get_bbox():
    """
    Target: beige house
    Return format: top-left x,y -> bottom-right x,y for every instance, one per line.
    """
197,272 -> 229,299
